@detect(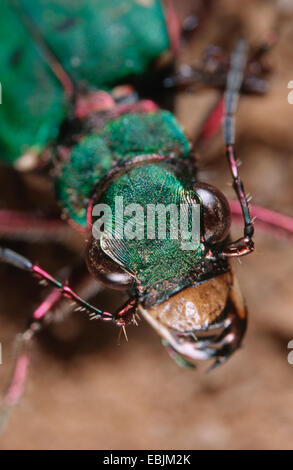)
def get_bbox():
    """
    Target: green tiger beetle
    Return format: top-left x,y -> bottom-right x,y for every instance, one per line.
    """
0,0 -> 281,417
